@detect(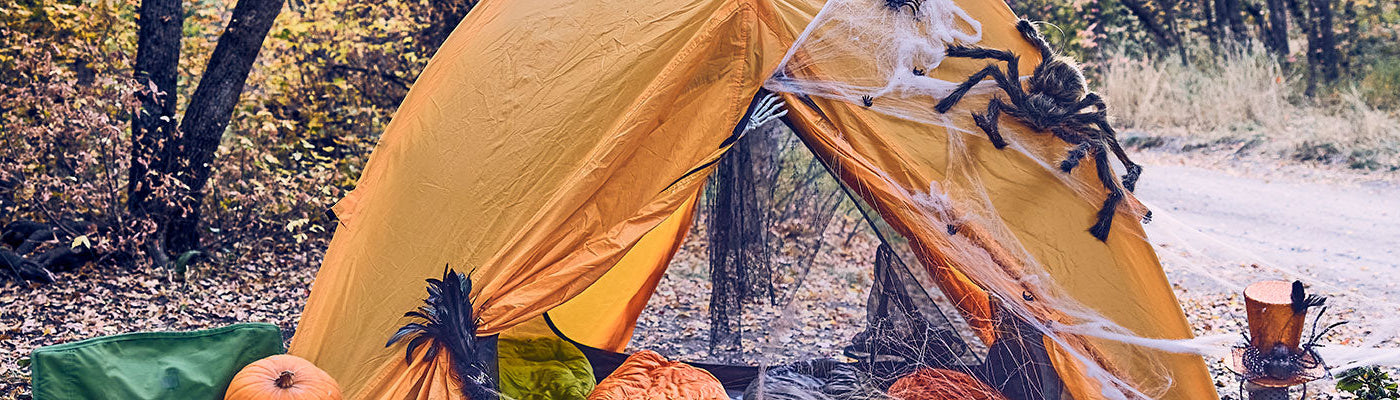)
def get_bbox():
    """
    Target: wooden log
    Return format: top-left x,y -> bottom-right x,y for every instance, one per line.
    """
1244,280 -> 1307,352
